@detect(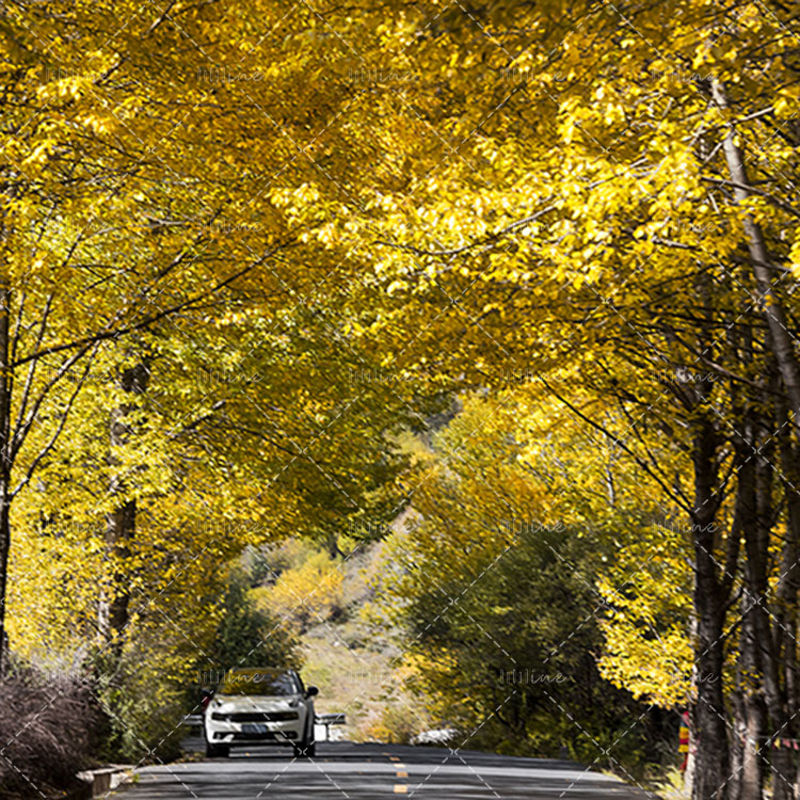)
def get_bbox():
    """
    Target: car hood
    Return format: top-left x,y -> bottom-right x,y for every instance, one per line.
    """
210,694 -> 305,713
